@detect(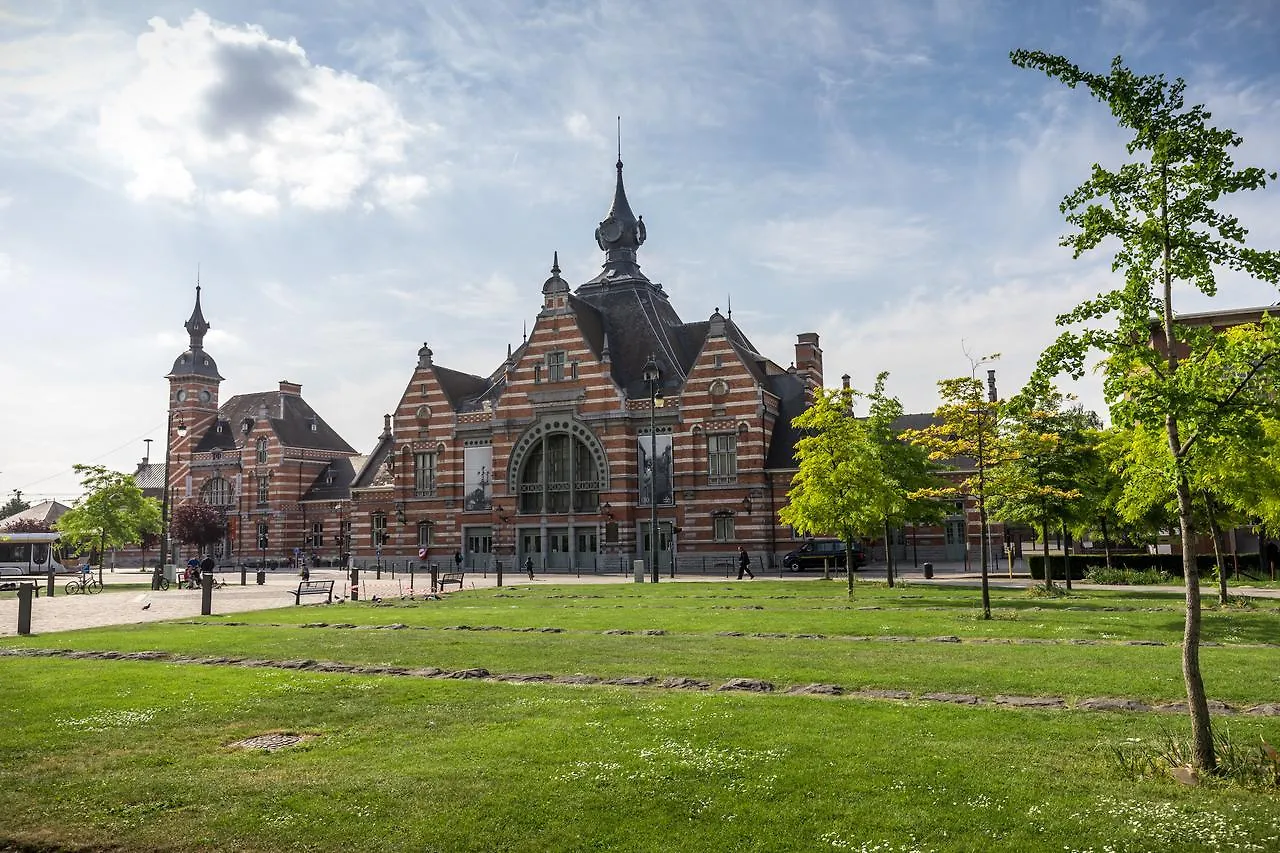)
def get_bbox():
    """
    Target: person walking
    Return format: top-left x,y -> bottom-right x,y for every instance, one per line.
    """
524,555 -> 535,580
737,546 -> 755,580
